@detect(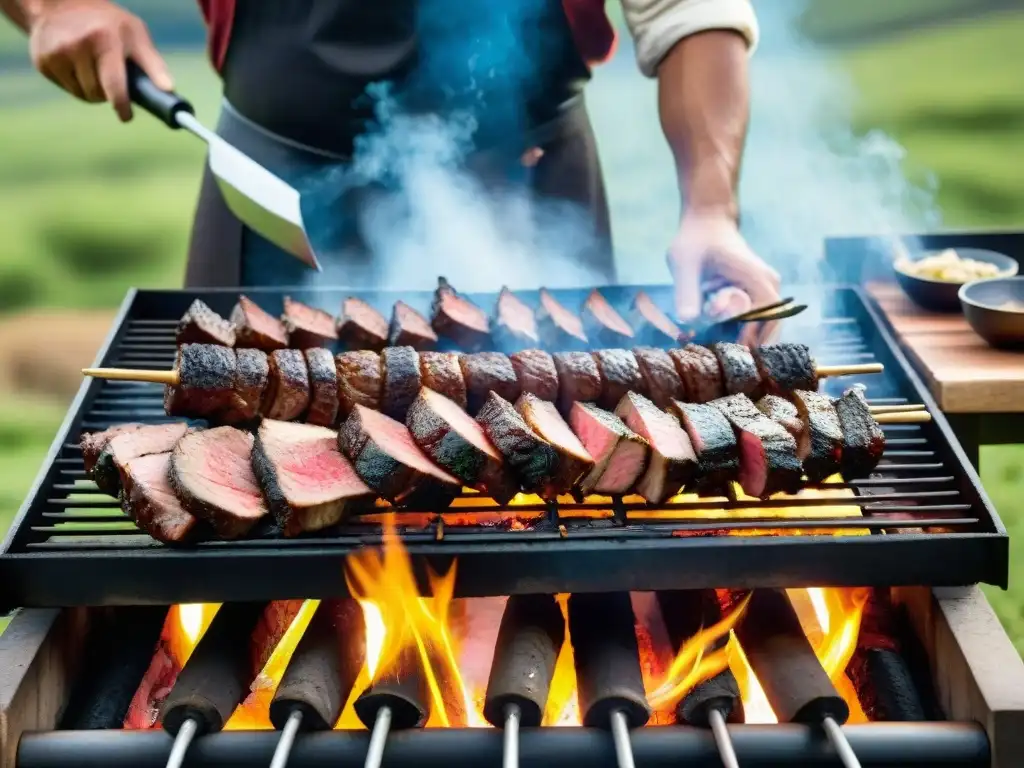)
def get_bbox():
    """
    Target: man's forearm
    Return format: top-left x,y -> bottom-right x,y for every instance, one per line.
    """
0,0 -> 32,31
